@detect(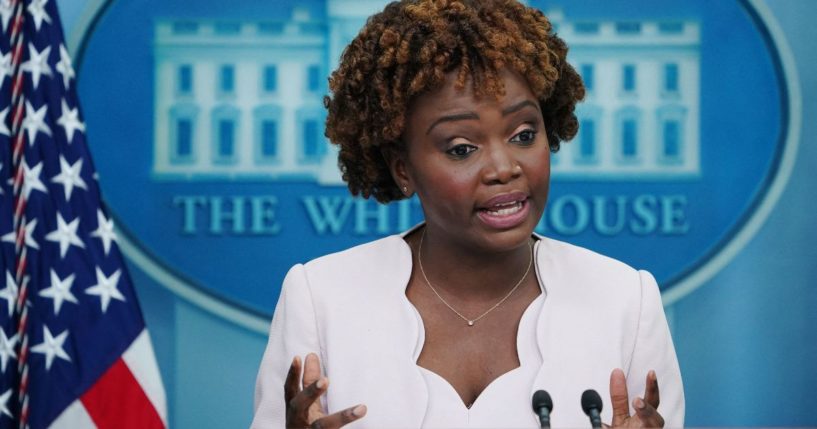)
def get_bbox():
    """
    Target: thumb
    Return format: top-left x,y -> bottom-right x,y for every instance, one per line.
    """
609,368 -> 630,426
